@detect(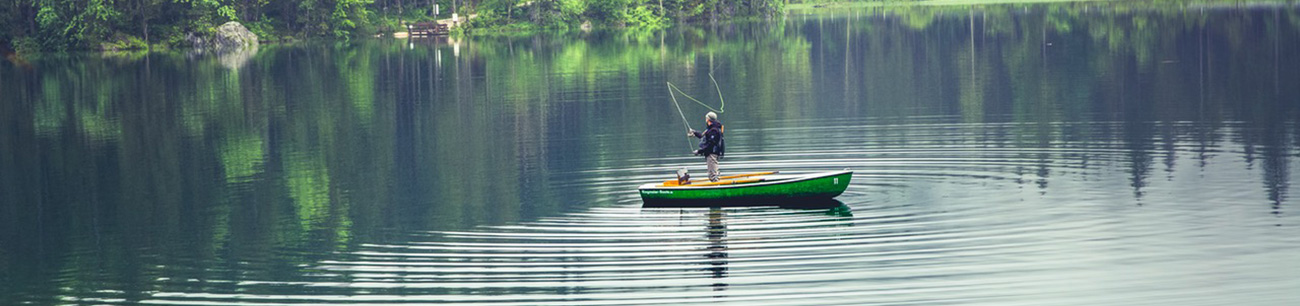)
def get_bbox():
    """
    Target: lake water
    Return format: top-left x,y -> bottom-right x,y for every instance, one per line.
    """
3,3 -> 1299,305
